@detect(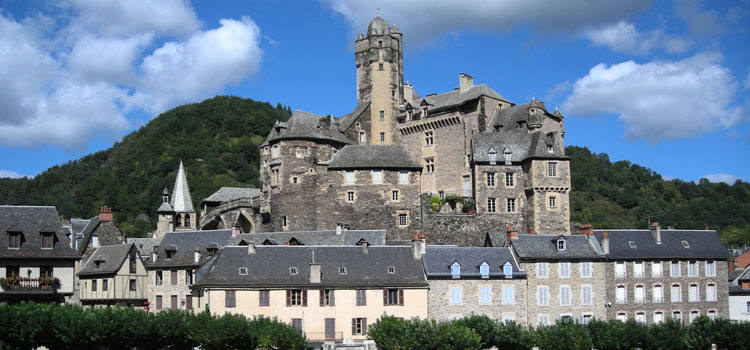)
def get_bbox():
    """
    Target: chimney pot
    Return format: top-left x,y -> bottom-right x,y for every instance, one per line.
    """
99,206 -> 113,222
247,241 -> 256,254
336,224 -> 343,235
650,223 -> 661,244
194,249 -> 200,263
459,73 -> 474,93
601,232 -> 610,255
412,235 -> 425,259
361,242 -> 369,254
